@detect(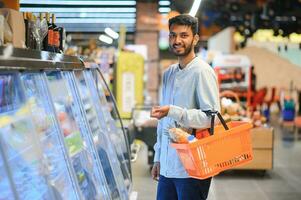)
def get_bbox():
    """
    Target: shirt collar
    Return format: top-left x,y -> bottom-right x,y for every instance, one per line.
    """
177,56 -> 198,72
